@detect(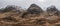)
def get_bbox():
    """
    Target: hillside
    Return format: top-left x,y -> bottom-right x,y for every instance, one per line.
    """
0,4 -> 60,26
